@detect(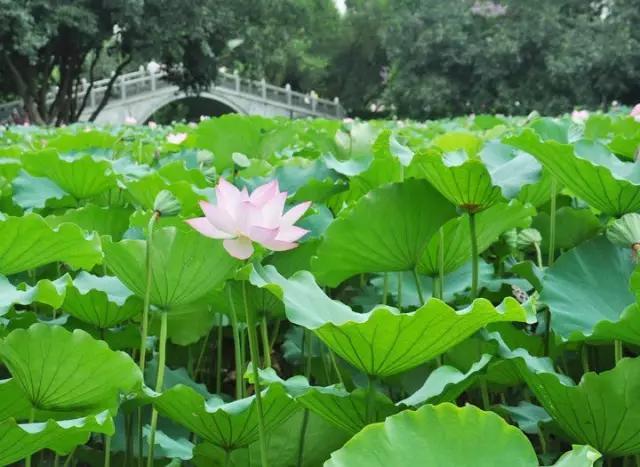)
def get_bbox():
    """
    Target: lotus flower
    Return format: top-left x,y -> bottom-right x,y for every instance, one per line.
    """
167,133 -> 187,145
186,179 -> 311,259
631,104 -> 640,122
124,116 -> 137,125
571,109 -> 589,124
148,121 -> 158,129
